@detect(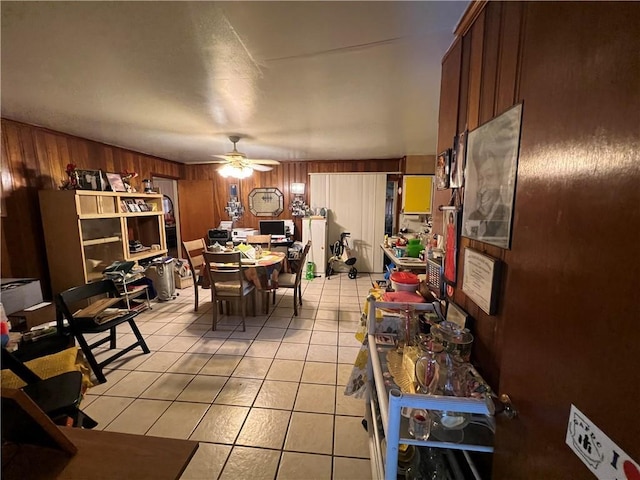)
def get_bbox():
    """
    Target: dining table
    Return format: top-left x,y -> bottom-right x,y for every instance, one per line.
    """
240,251 -> 286,290
202,249 -> 286,288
